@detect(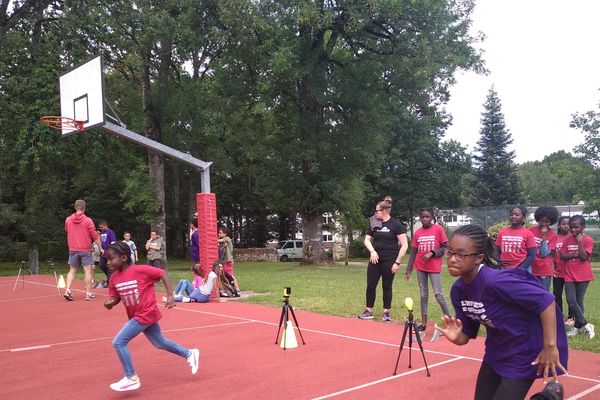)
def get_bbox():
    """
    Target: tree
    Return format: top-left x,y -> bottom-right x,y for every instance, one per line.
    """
571,101 -> 600,217
473,88 -> 521,206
